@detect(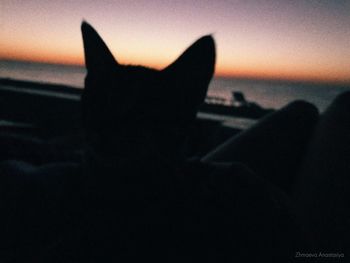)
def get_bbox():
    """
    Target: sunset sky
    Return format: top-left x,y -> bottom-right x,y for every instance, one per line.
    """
0,0 -> 349,84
